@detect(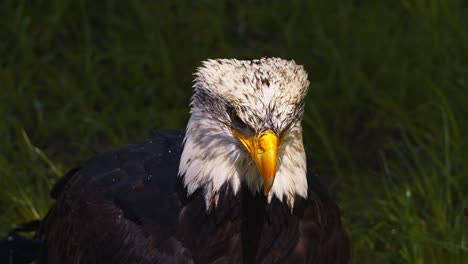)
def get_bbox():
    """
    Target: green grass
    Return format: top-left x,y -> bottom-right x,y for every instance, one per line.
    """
1,0 -> 467,262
